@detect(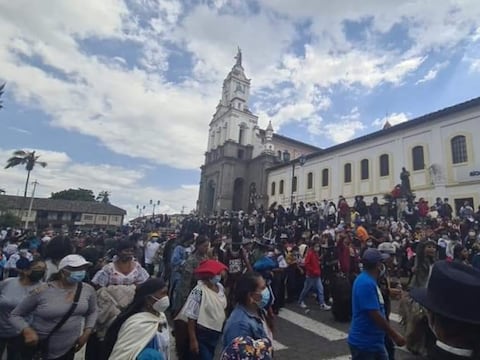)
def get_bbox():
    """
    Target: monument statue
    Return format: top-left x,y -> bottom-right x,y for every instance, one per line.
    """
234,46 -> 242,67
400,167 -> 412,197
248,182 -> 256,213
